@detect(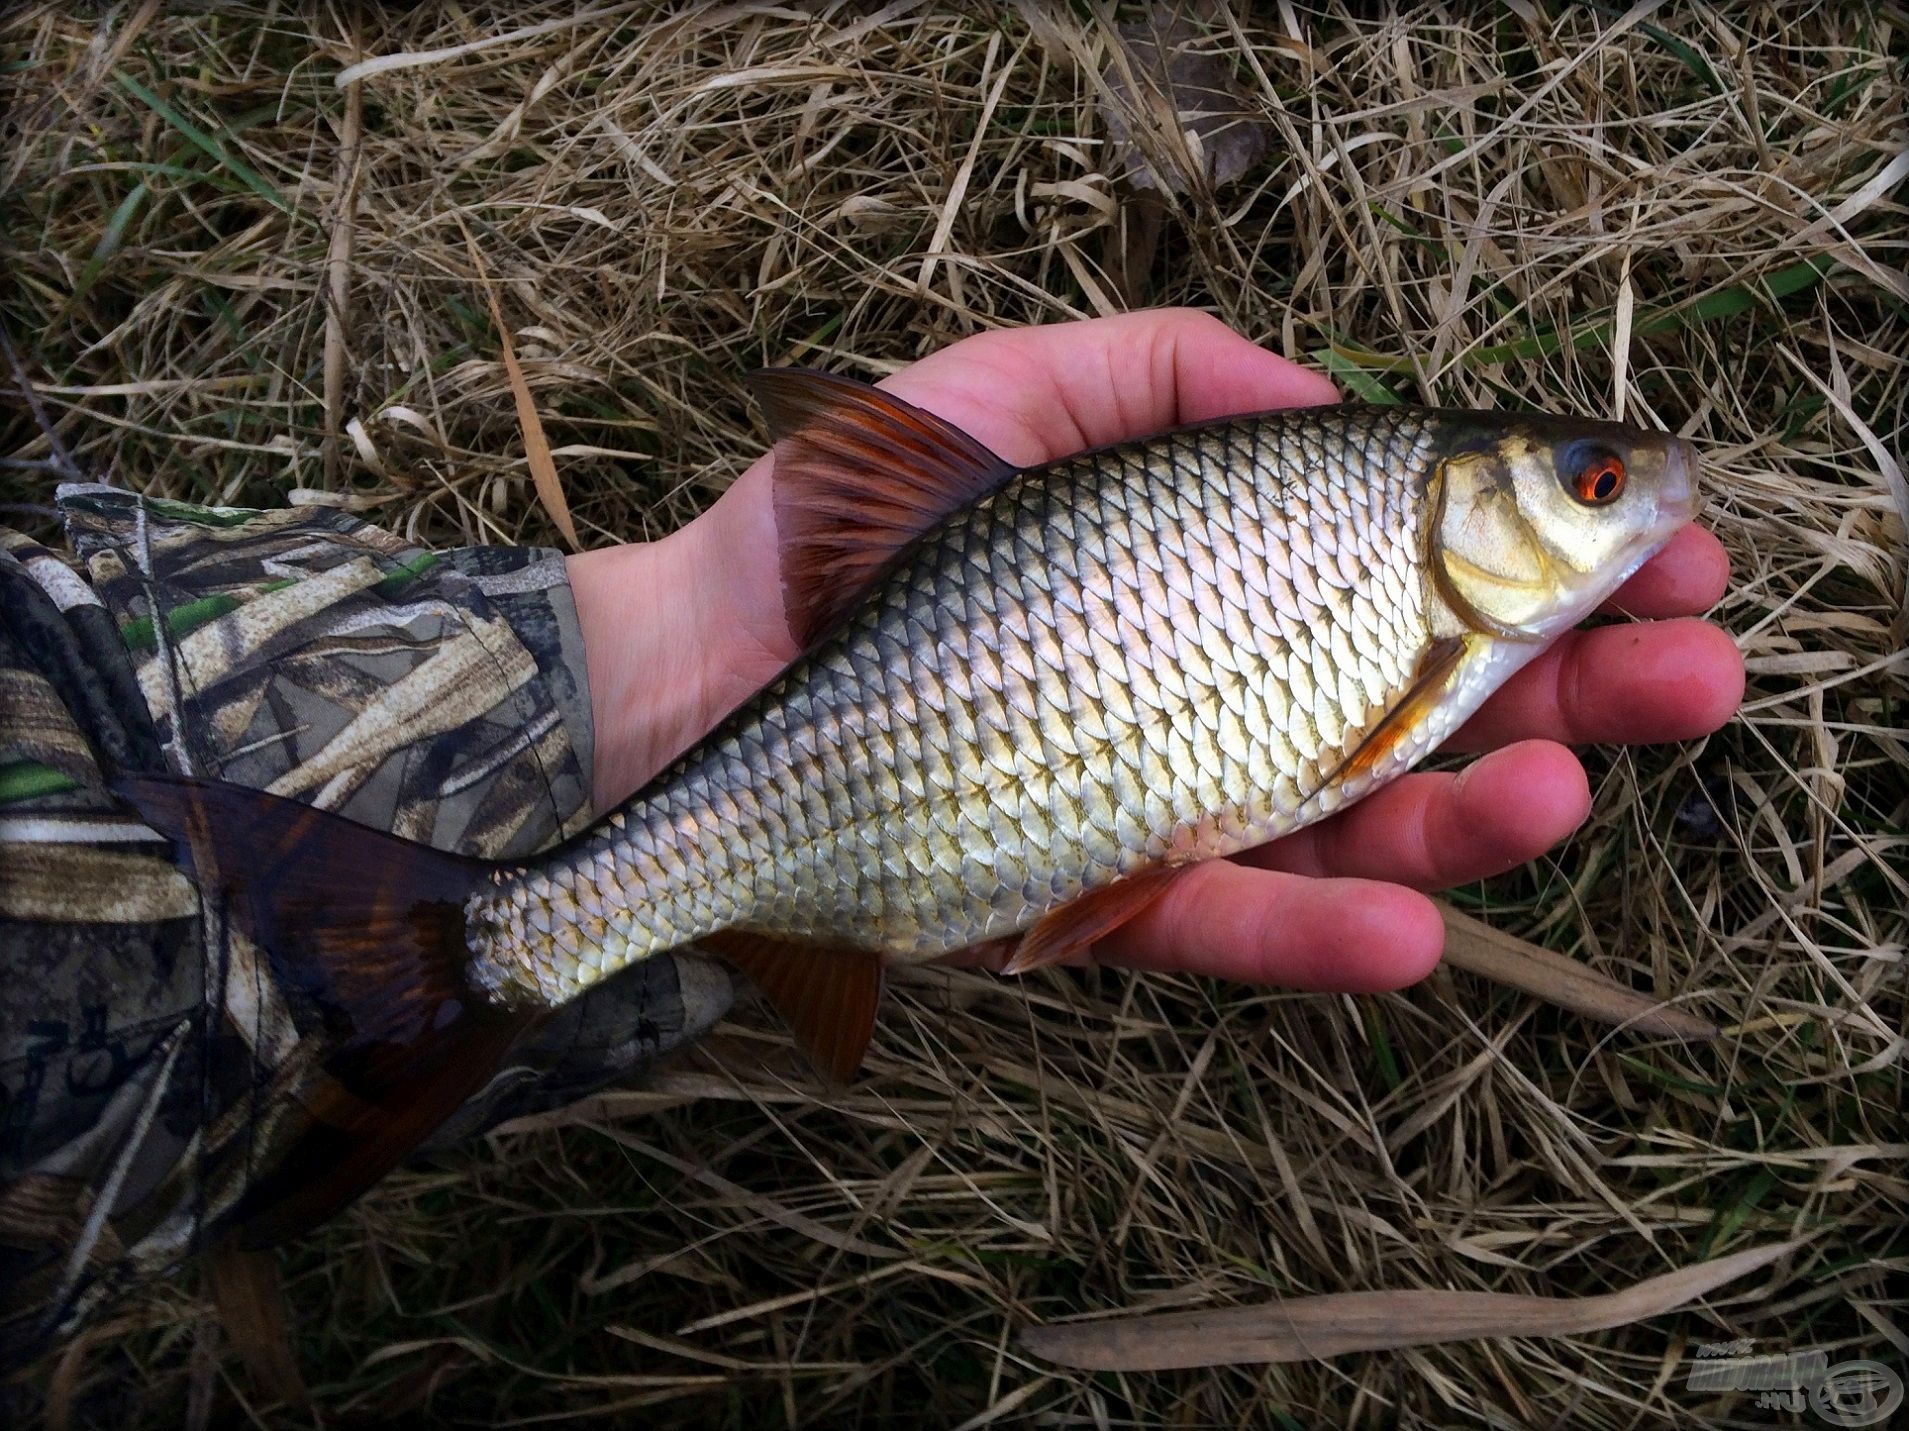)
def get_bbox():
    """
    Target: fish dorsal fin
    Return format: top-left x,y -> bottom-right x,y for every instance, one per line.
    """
701,930 -> 886,1083
747,368 -> 1018,649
